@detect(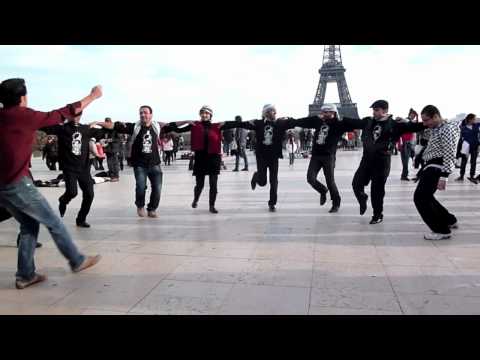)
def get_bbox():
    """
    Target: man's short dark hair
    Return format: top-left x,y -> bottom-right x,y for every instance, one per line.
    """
465,113 -> 476,122
421,105 -> 441,119
235,115 -> 242,122
105,117 -> 112,122
0,78 -> 27,108
140,105 -> 153,114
